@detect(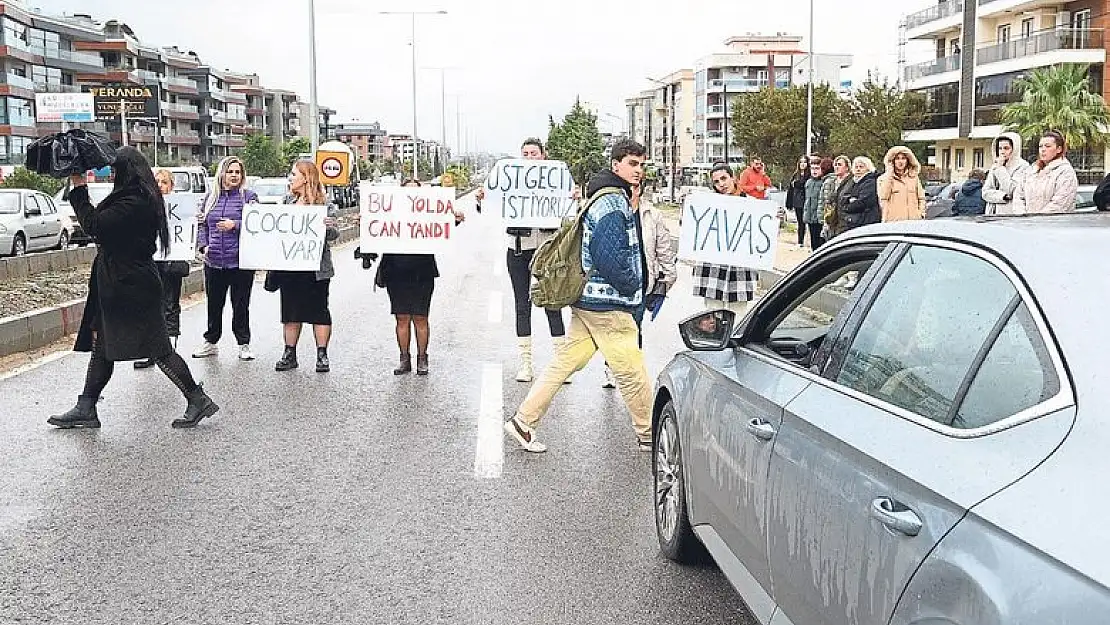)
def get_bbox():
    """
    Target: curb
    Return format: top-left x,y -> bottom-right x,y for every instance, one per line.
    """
0,246 -> 98,282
